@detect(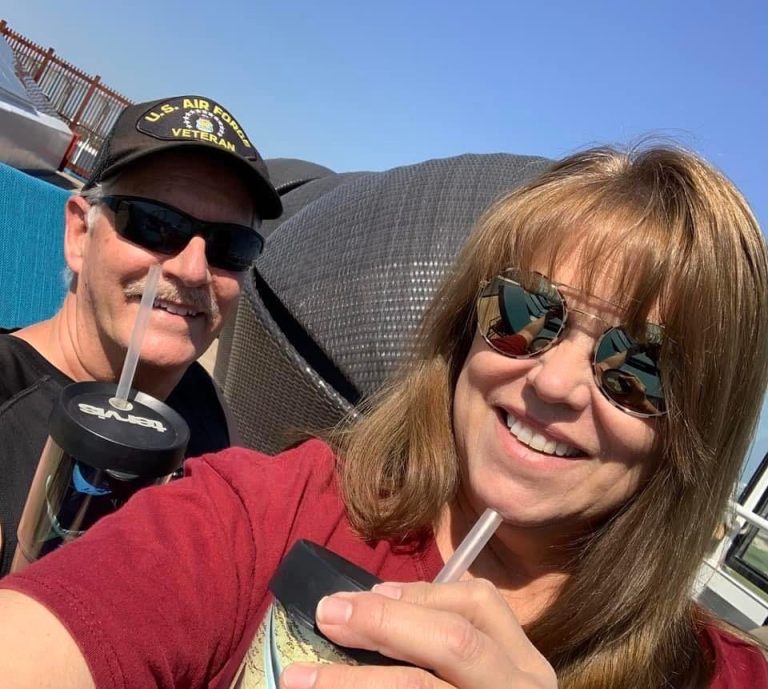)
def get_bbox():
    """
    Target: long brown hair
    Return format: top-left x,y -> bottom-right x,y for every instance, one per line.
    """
332,144 -> 768,687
